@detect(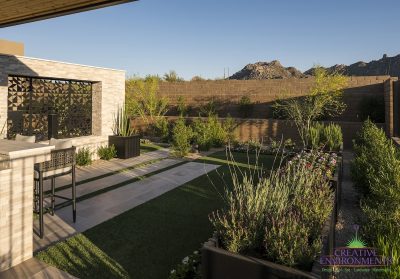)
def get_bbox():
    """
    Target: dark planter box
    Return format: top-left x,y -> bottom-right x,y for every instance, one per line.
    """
109,135 -> 140,159
202,238 -> 318,279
